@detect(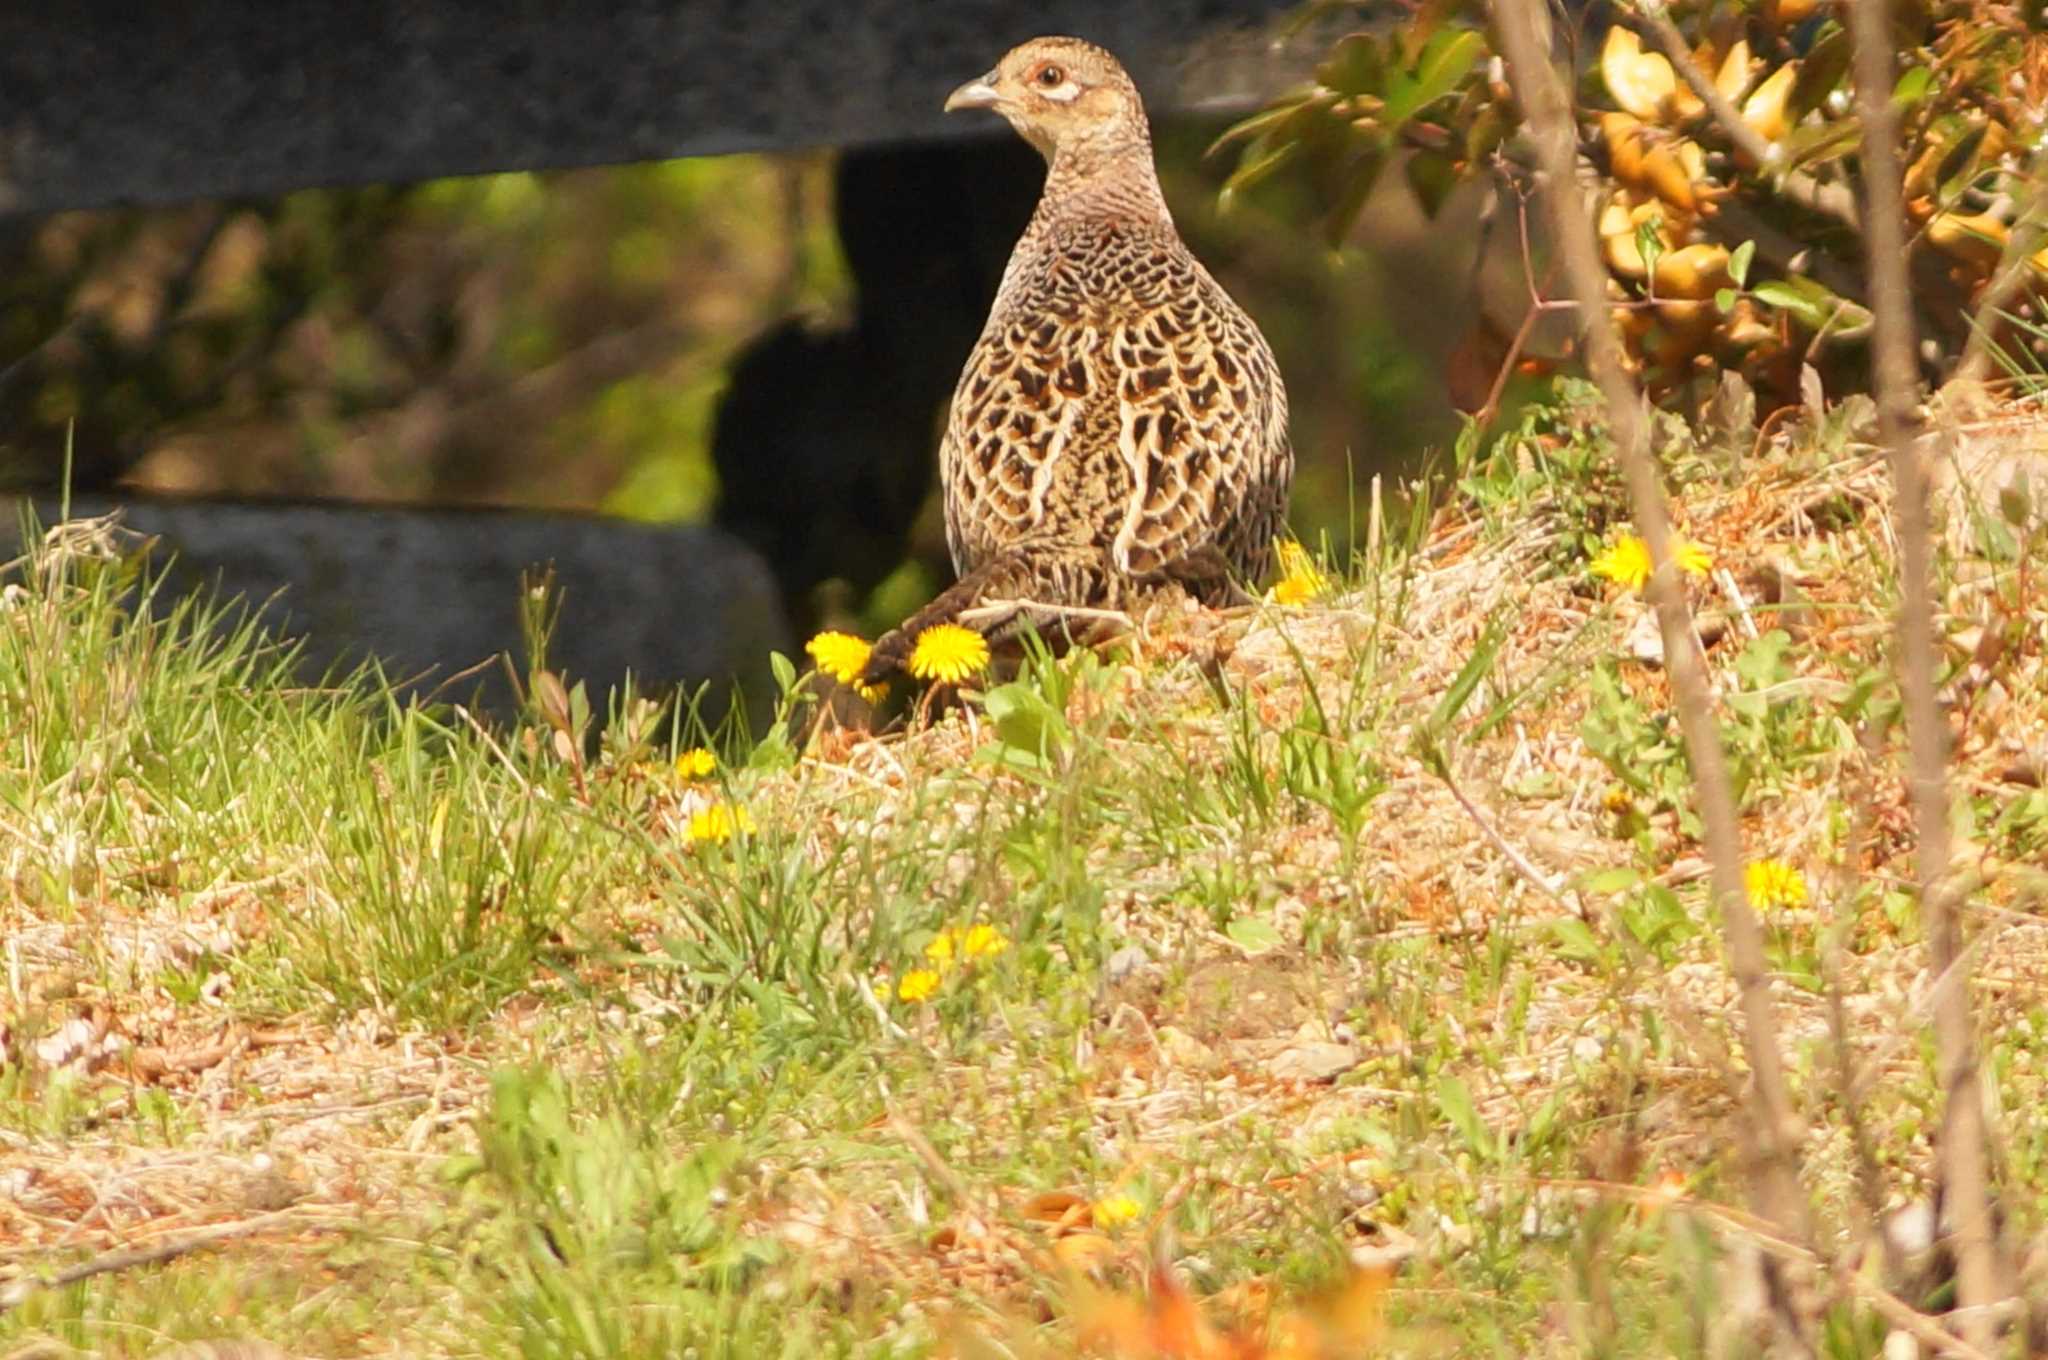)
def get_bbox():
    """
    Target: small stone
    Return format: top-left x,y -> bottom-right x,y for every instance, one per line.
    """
1105,945 -> 1150,984
156,1344 -> 292,1360
1887,1200 -> 1937,1256
1156,1025 -> 1218,1072
1625,611 -> 1664,664
1266,1038 -> 1361,1084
